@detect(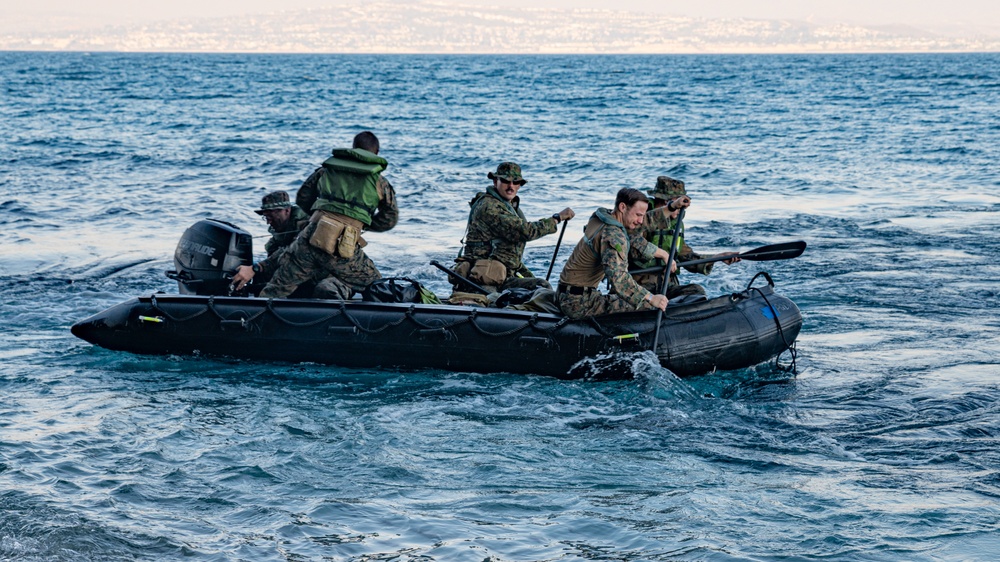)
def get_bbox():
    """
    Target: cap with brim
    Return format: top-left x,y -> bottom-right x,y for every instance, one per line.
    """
255,190 -> 292,214
487,162 -> 527,186
647,176 -> 686,200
